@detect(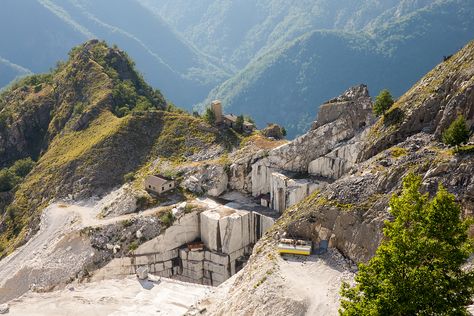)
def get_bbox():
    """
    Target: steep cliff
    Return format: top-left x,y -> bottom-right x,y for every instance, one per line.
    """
191,40 -> 474,315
